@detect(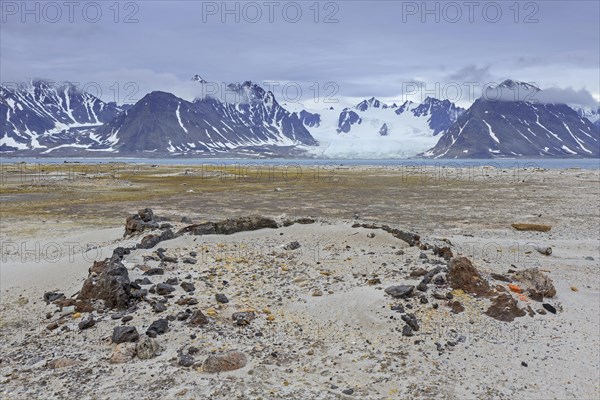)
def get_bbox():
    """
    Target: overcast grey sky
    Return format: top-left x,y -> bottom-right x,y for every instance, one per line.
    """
1,0 -> 599,107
